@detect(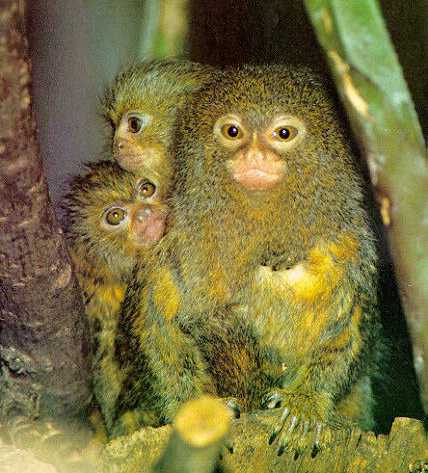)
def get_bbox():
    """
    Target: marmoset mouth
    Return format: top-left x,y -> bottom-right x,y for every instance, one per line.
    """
233,168 -> 282,190
116,153 -> 165,178
115,153 -> 142,169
